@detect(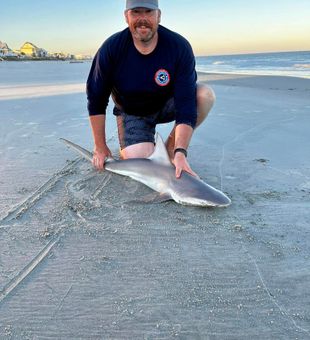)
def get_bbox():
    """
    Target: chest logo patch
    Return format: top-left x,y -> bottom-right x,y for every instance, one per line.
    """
154,69 -> 170,86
